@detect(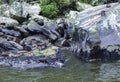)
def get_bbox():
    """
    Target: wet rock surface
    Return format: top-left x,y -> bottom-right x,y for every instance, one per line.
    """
0,1 -> 120,69
71,3 -> 120,62
0,11 -> 69,69
0,50 -> 65,69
